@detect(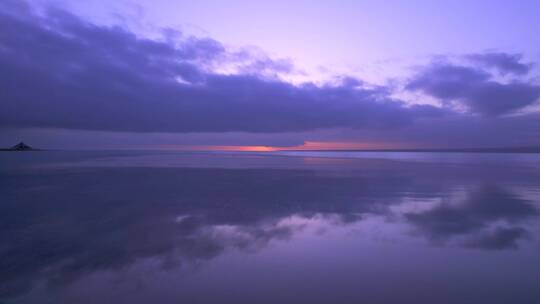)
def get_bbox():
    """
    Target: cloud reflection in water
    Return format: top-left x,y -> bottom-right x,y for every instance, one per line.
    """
1,152 -> 539,303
